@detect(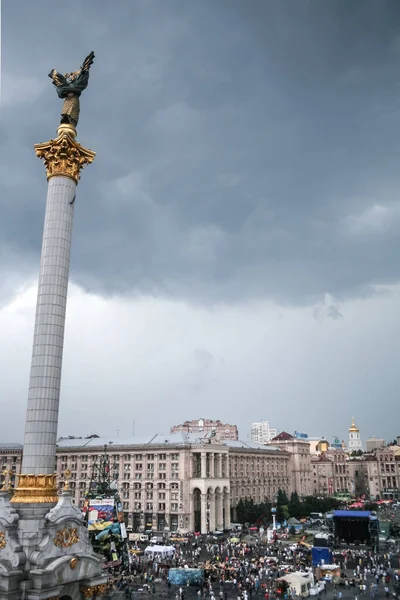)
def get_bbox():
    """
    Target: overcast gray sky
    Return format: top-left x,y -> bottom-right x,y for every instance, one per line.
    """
1,0 -> 400,444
